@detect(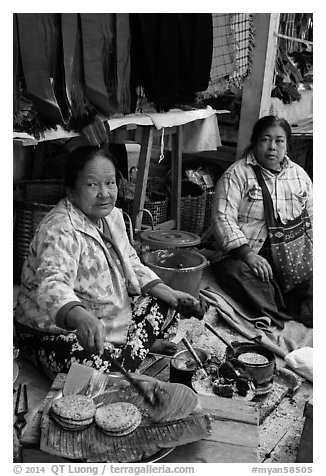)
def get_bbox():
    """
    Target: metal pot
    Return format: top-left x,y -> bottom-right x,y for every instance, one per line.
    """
225,342 -> 276,390
170,348 -> 209,388
204,323 -> 276,394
